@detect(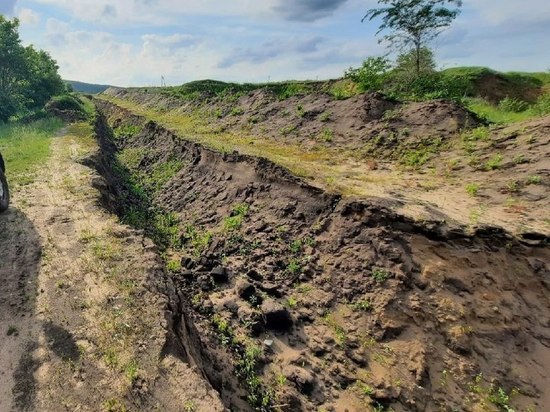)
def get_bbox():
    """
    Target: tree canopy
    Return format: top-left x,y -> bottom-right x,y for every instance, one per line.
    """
363,0 -> 462,75
0,16 -> 65,122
